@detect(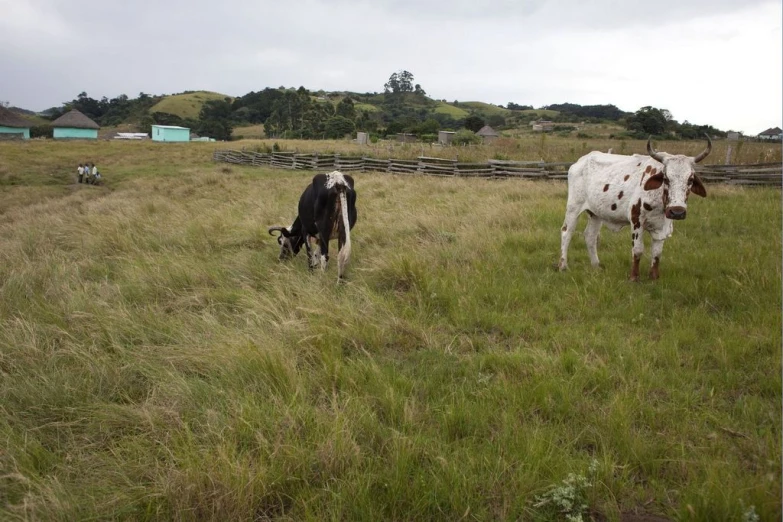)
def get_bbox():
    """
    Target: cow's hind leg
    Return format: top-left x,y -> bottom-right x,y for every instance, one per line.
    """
583,214 -> 602,268
559,205 -> 582,271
